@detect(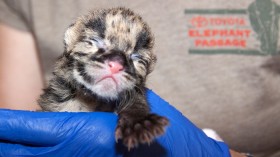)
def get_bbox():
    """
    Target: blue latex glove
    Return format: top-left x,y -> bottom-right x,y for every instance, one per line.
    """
0,89 -> 230,157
